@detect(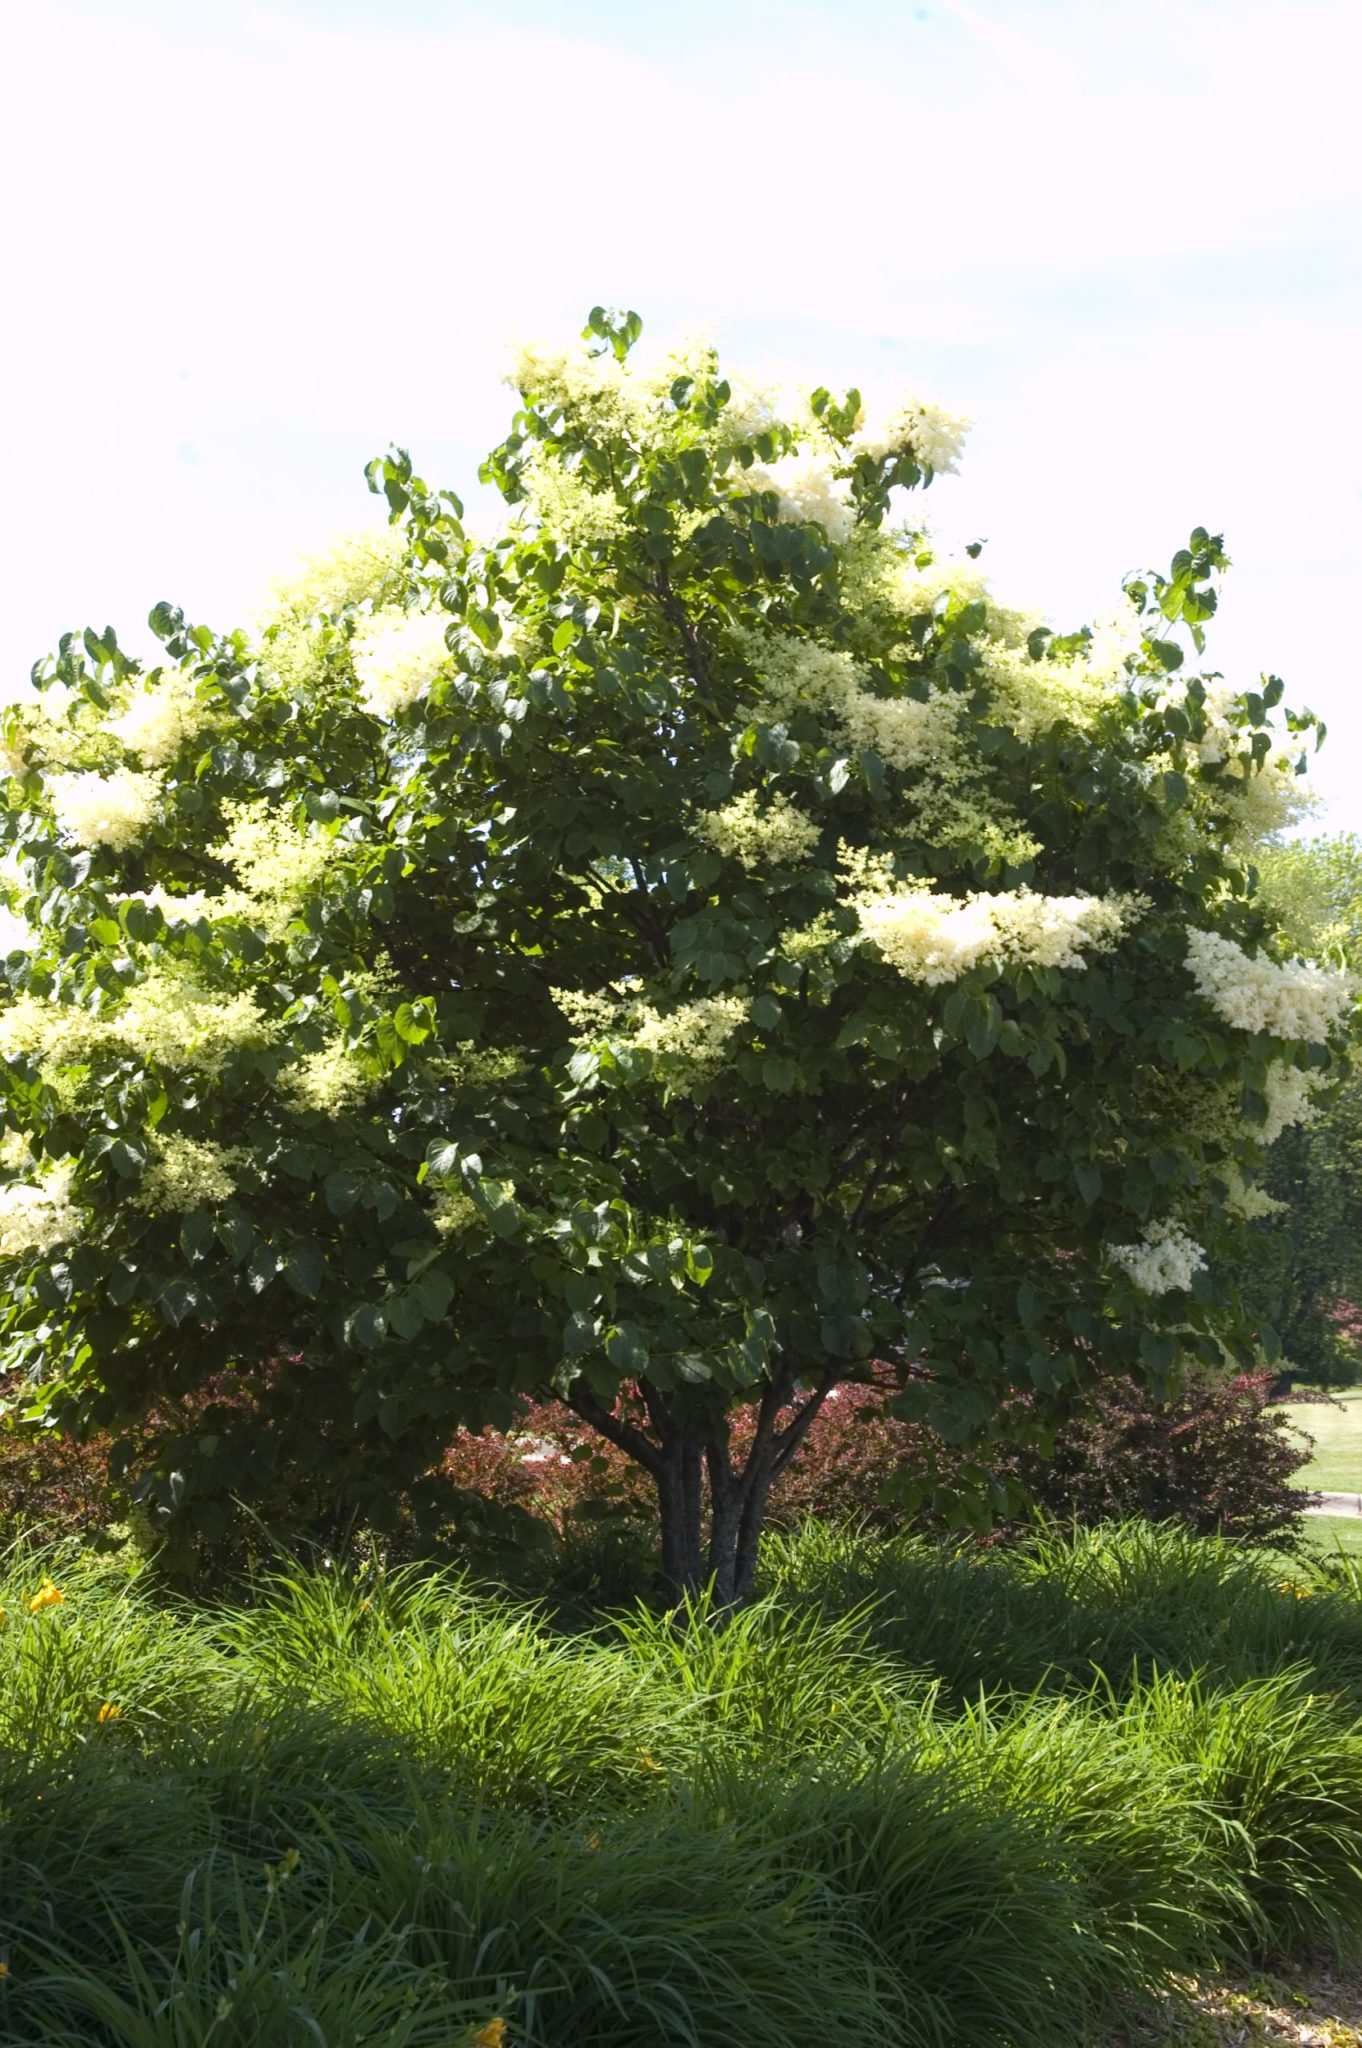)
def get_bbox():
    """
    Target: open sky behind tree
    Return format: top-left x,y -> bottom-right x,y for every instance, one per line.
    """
5,0 -> 1359,829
